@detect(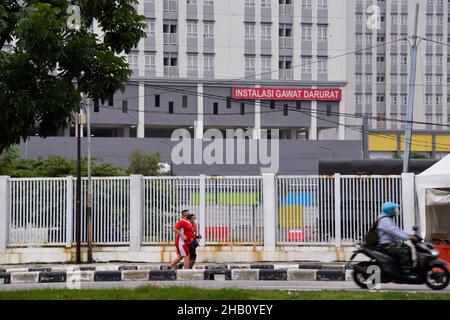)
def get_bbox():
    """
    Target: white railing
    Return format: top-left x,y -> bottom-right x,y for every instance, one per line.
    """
142,176 -> 200,244
2,174 -> 413,249
279,69 -> 293,80
279,4 -> 293,15
164,66 -> 179,78
277,176 -> 335,245
163,33 -> 178,45
9,178 -> 68,246
74,177 -> 130,245
204,176 -> 264,245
